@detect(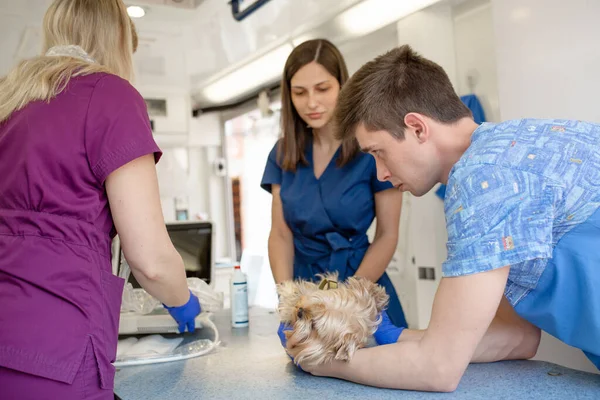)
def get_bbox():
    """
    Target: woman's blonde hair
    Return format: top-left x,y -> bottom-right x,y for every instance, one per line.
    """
0,0 -> 138,122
